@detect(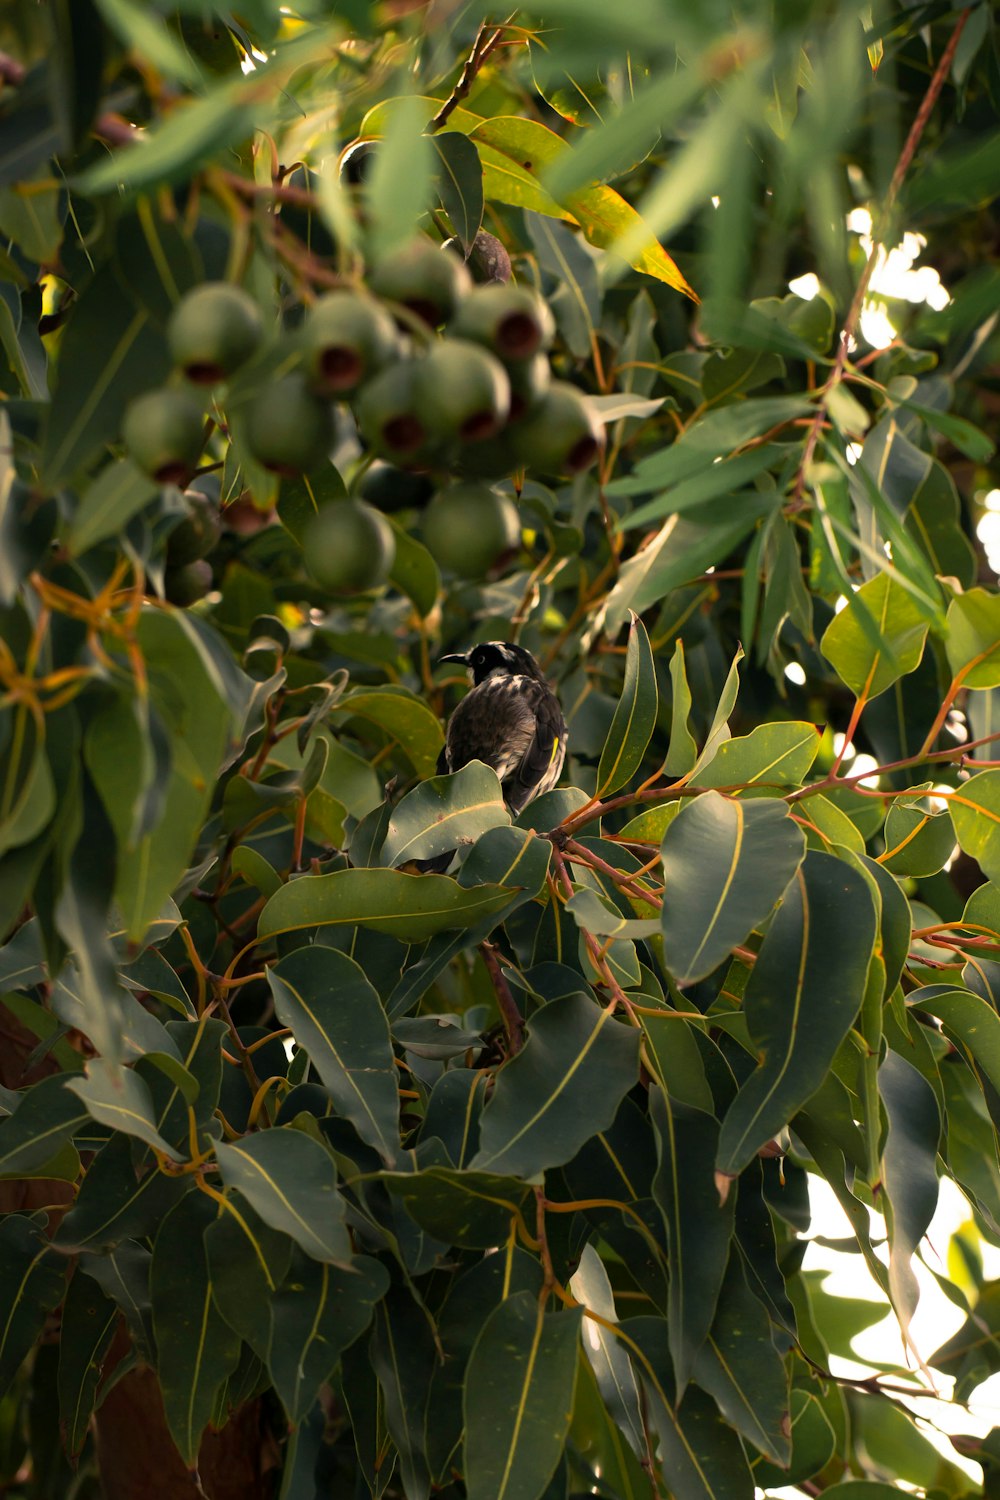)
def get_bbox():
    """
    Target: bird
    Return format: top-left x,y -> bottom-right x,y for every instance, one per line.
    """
438,641 -> 567,815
